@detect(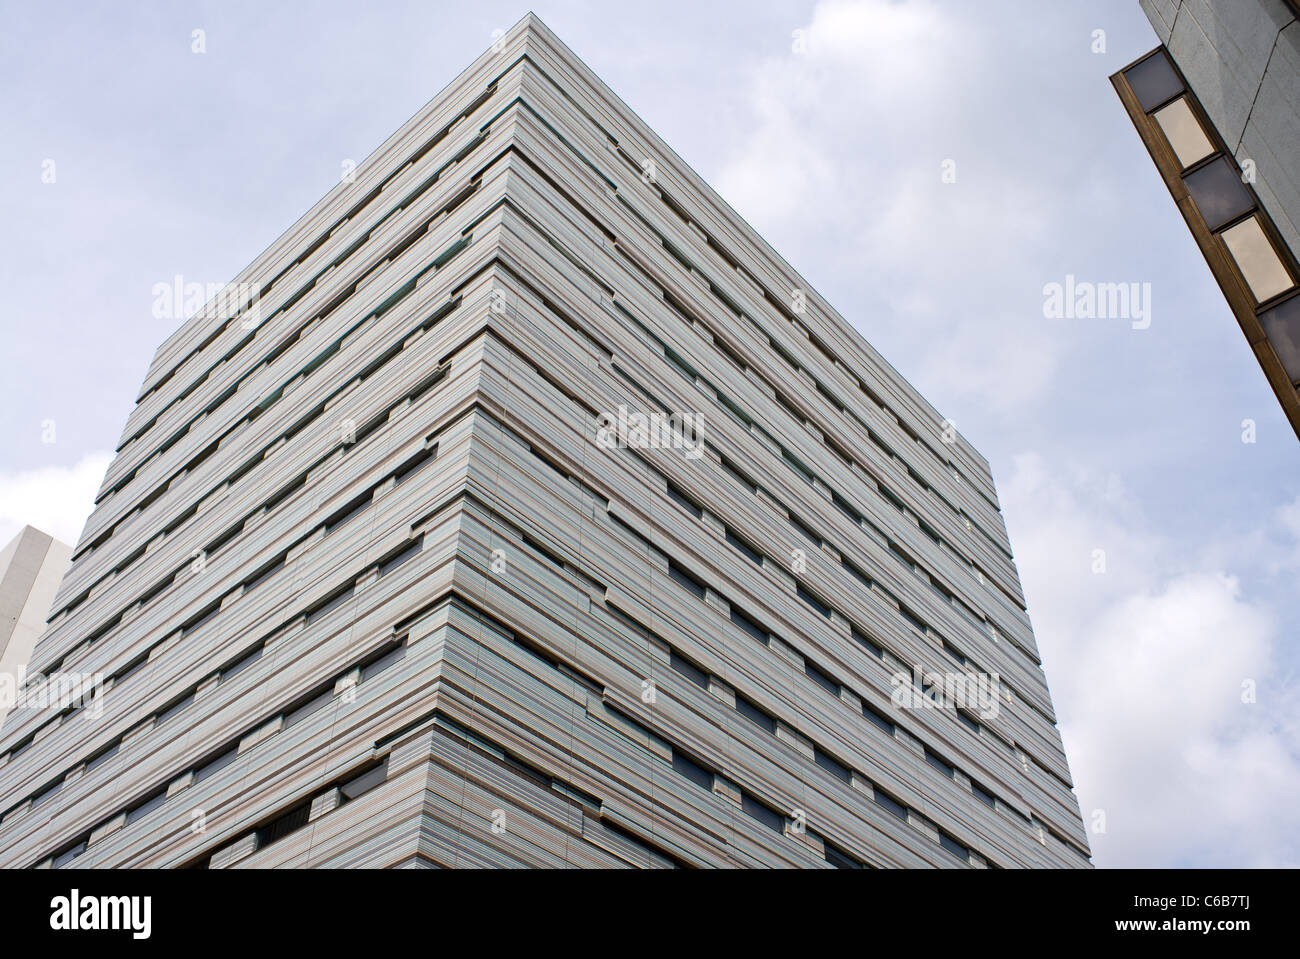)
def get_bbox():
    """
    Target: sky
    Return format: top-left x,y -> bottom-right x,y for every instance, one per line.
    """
1,0 -> 1297,868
